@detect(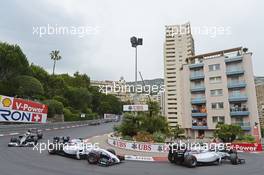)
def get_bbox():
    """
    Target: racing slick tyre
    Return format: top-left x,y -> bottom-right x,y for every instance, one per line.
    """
37,134 -> 43,139
168,152 -> 175,163
48,144 -> 57,154
98,157 -> 110,167
106,148 -> 116,155
10,137 -> 18,142
230,153 -> 239,165
184,155 -> 197,168
87,151 -> 100,164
